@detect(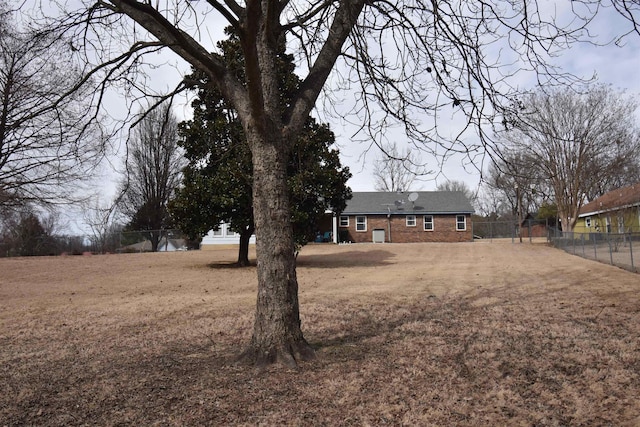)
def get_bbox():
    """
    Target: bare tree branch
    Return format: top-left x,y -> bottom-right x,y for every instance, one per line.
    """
373,142 -> 431,192
497,85 -> 640,231
0,9 -> 106,207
